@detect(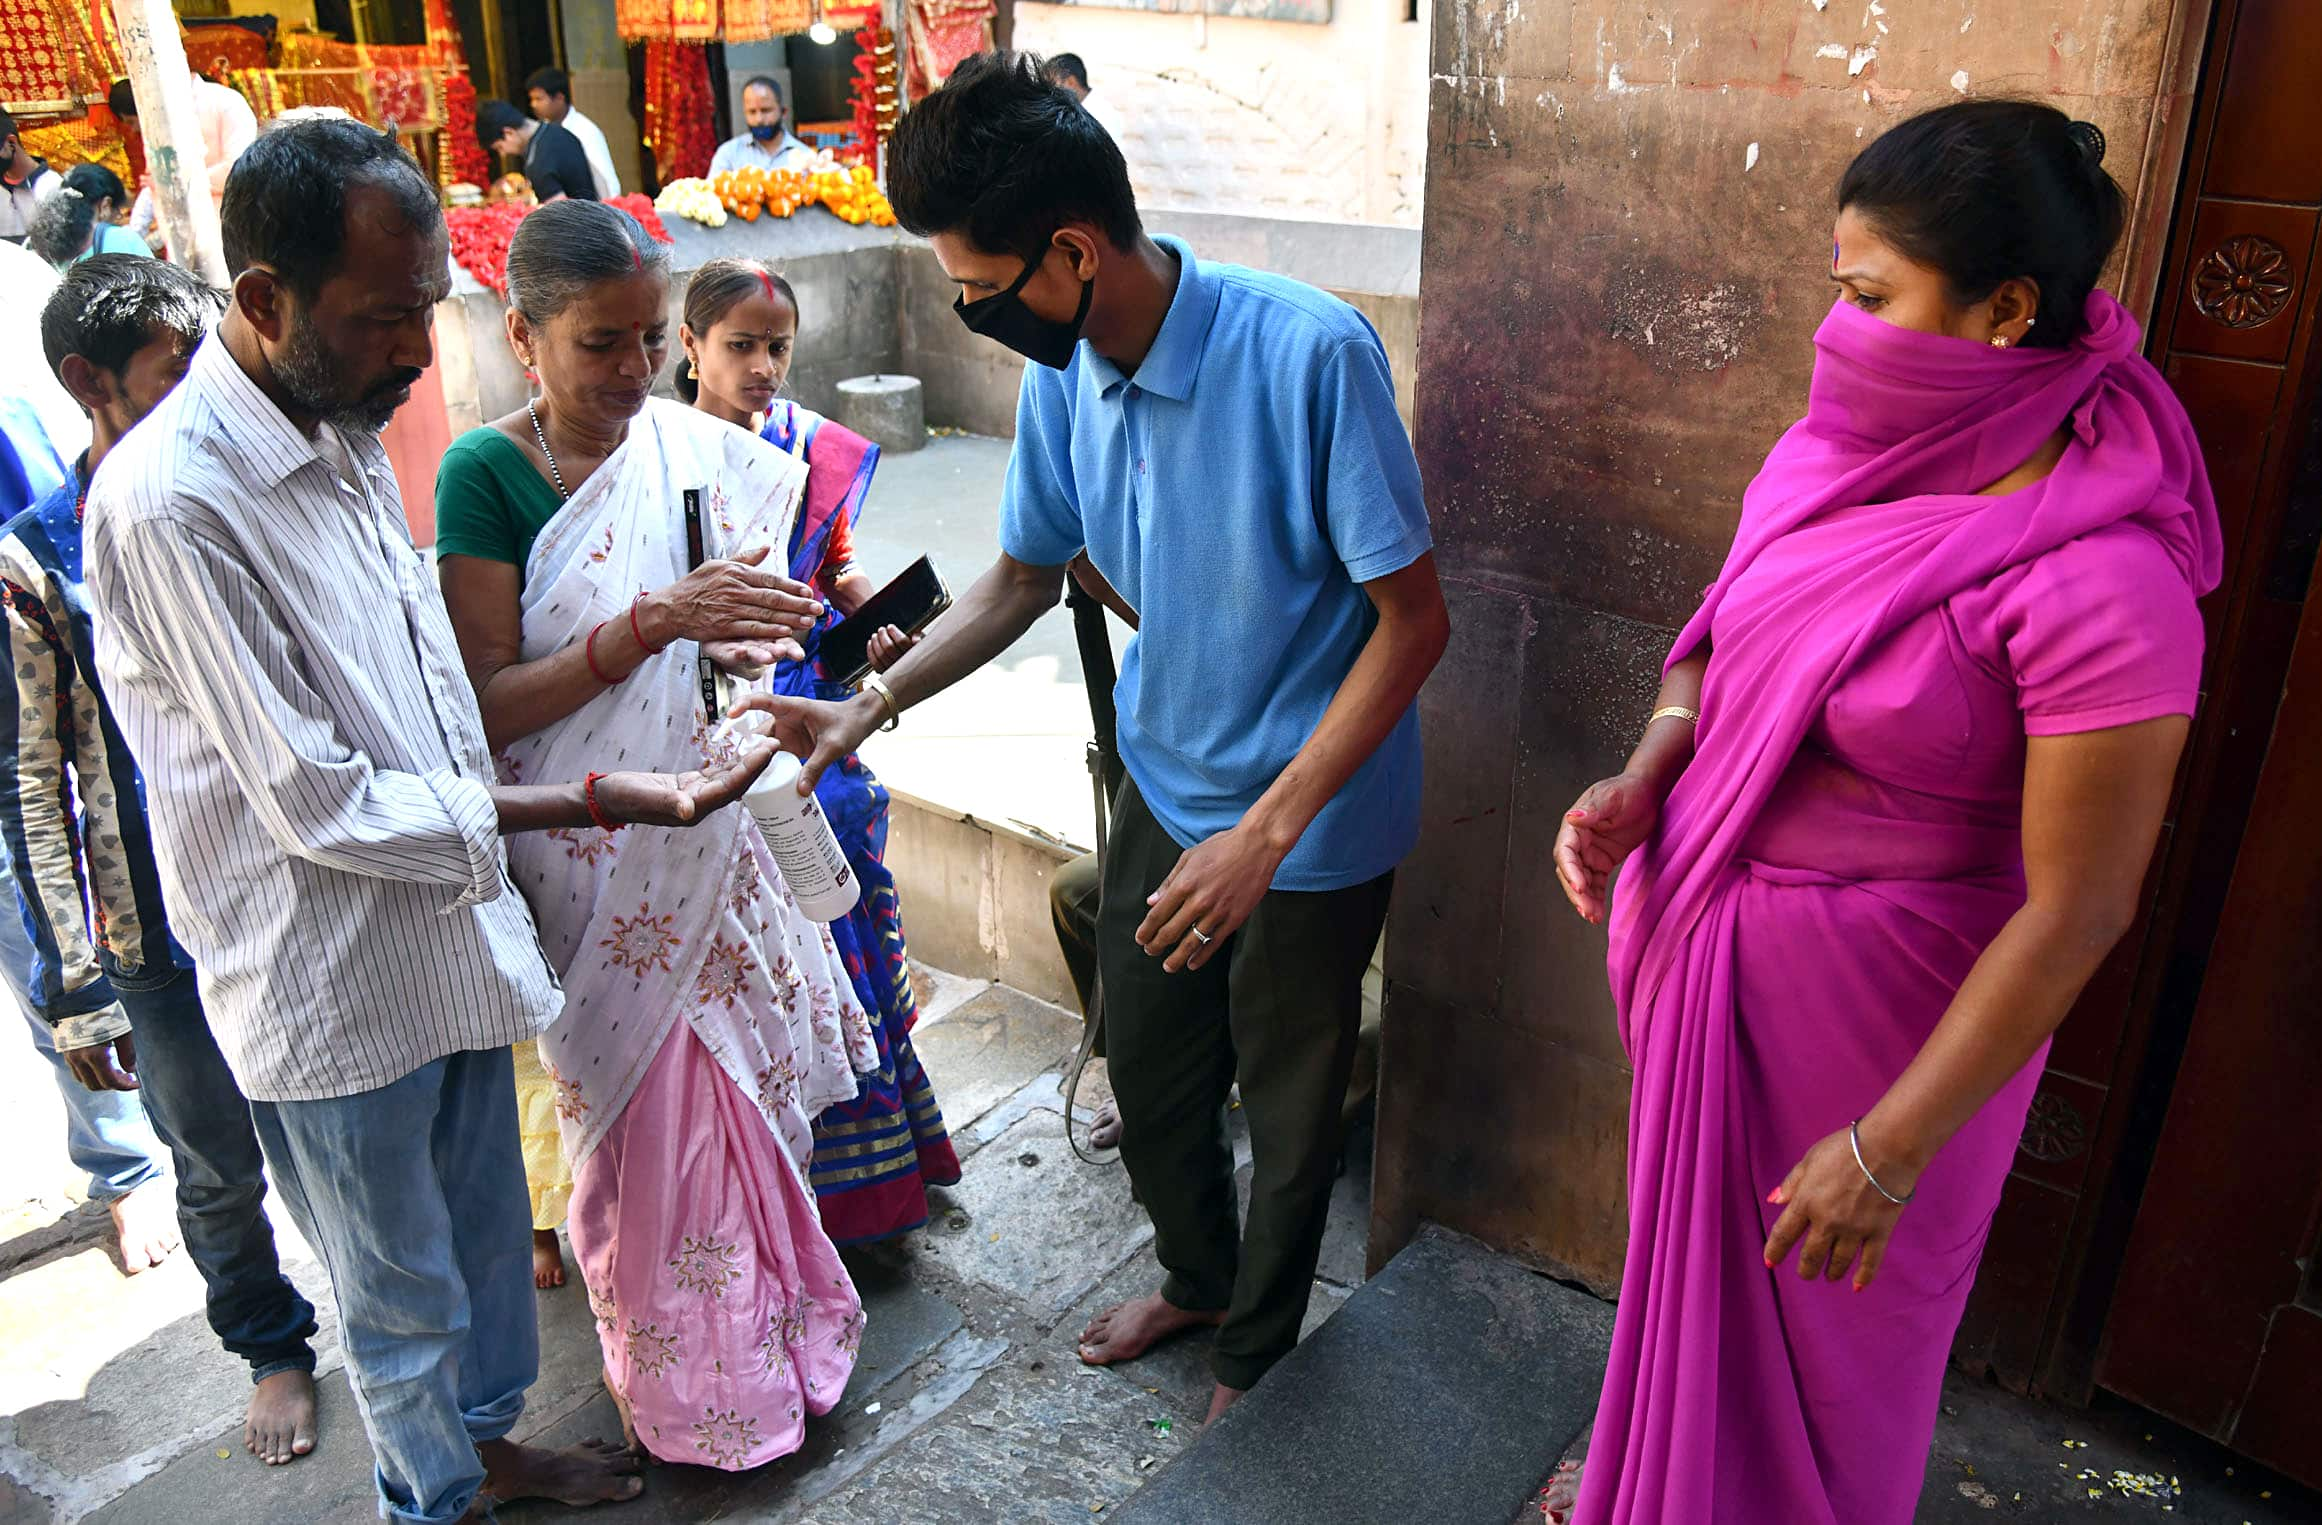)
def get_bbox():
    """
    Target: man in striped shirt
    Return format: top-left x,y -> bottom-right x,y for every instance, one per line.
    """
6,254 -> 326,1464
85,120 -> 775,1524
